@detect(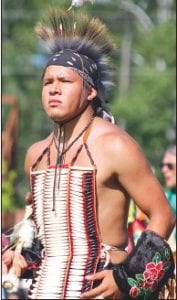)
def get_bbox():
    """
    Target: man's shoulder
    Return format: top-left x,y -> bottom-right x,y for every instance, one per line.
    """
94,118 -> 136,149
93,118 -> 146,165
94,117 -> 125,136
27,139 -> 48,152
24,134 -> 52,177
25,134 -> 52,160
